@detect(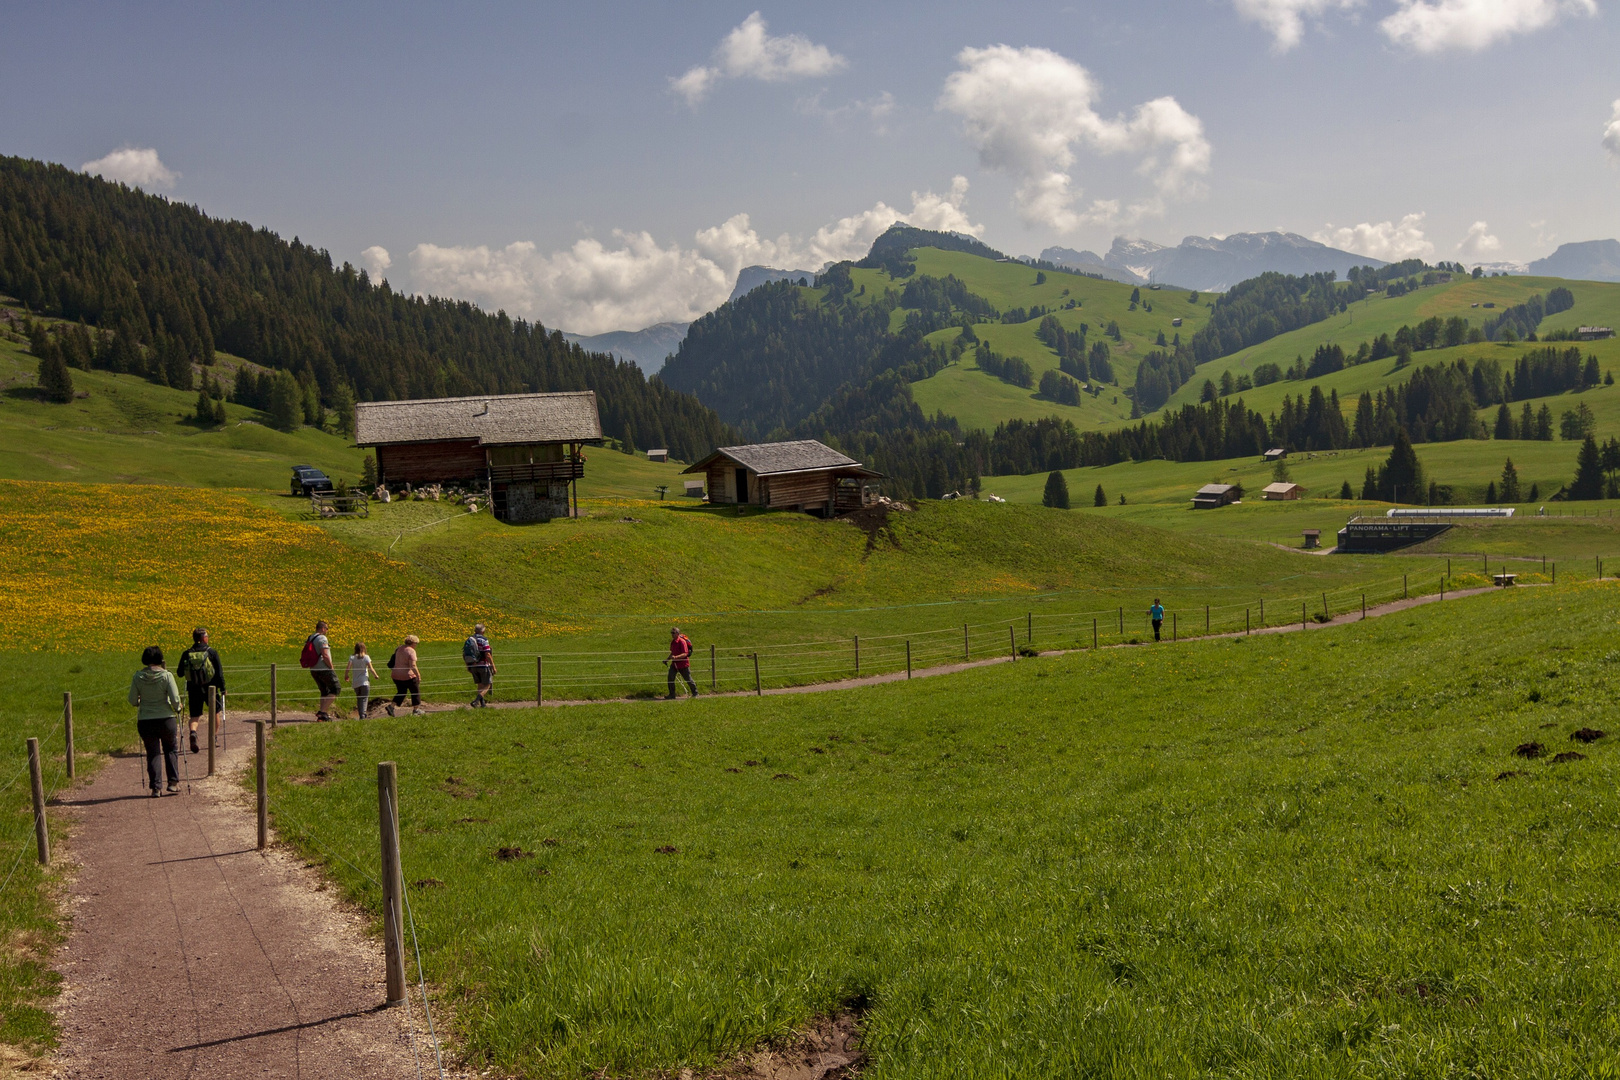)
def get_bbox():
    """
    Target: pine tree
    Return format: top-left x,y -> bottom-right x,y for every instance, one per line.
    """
37,350 -> 73,403
268,370 -> 303,432
1043,470 -> 1070,509
1377,430 -> 1425,503
1360,466 -> 1378,500
1528,482 -> 1539,501
1486,481 -> 1497,503
1339,480 -> 1352,499
1094,484 -> 1106,507
1494,403 -> 1515,440
1571,435 -> 1604,500
1500,458 -> 1521,502
1271,457 -> 1292,483
1536,404 -> 1554,441
195,386 -> 216,424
